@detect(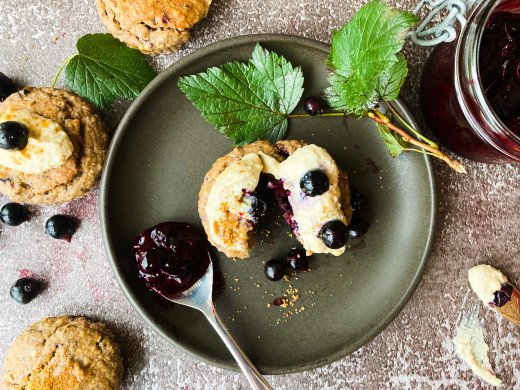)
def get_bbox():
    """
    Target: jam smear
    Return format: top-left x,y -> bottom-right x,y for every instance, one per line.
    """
480,8 -> 520,133
133,222 -> 211,297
